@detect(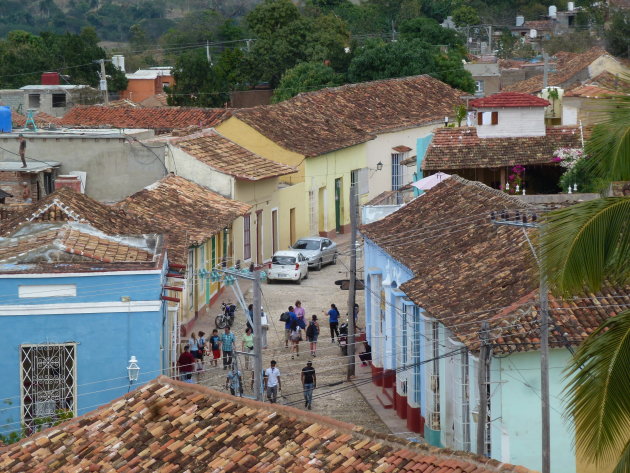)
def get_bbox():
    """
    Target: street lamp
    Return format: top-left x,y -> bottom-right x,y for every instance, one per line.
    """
376,161 -> 383,171
127,356 -> 140,382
